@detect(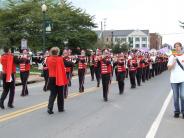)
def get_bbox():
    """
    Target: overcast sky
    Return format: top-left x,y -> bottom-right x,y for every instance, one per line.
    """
70,0 -> 184,46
